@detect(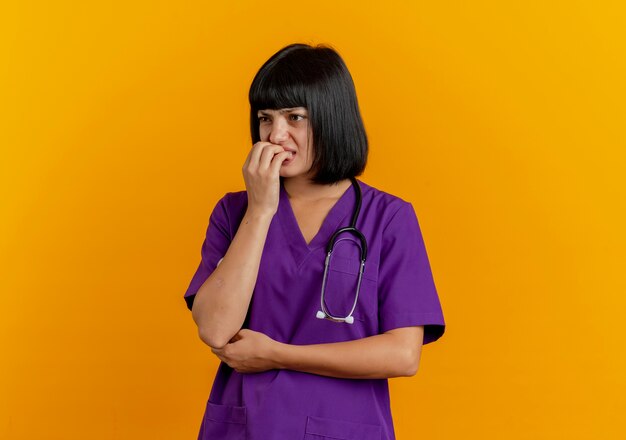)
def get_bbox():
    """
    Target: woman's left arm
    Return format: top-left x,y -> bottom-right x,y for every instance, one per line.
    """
211,327 -> 424,379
